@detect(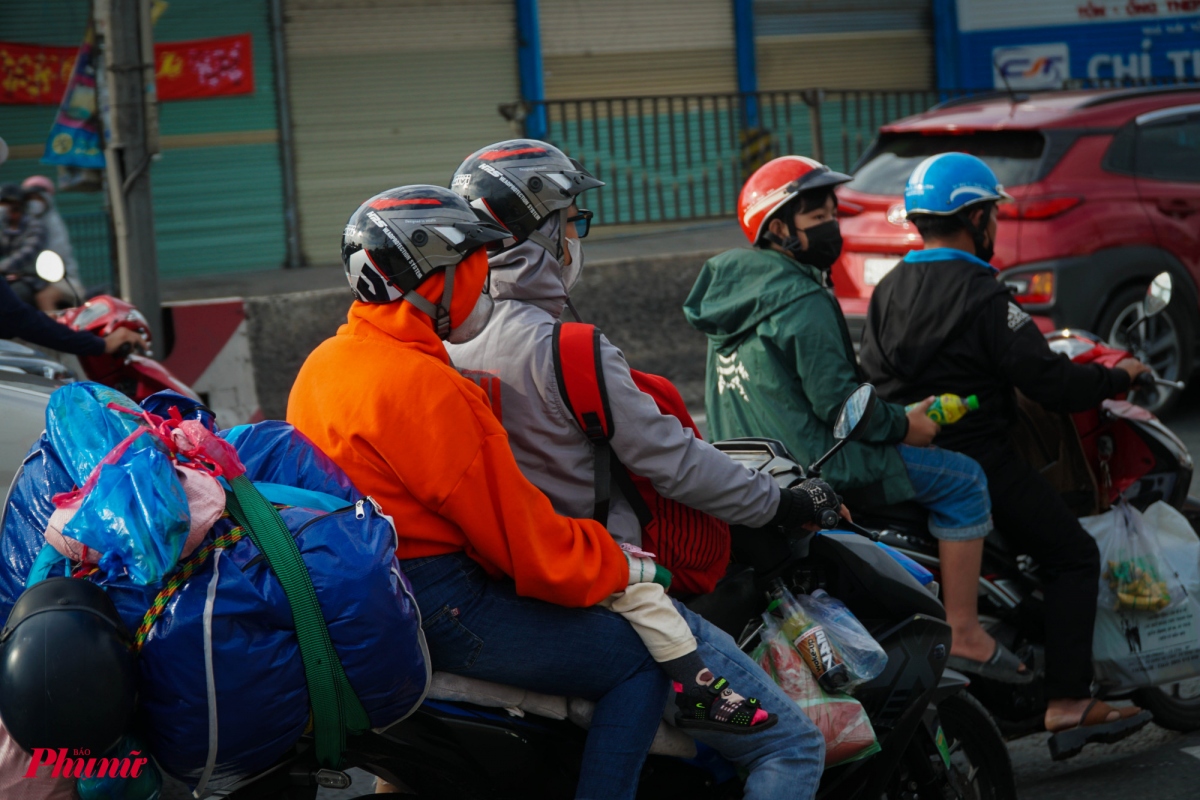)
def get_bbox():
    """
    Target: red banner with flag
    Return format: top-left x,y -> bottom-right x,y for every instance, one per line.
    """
0,33 -> 253,105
